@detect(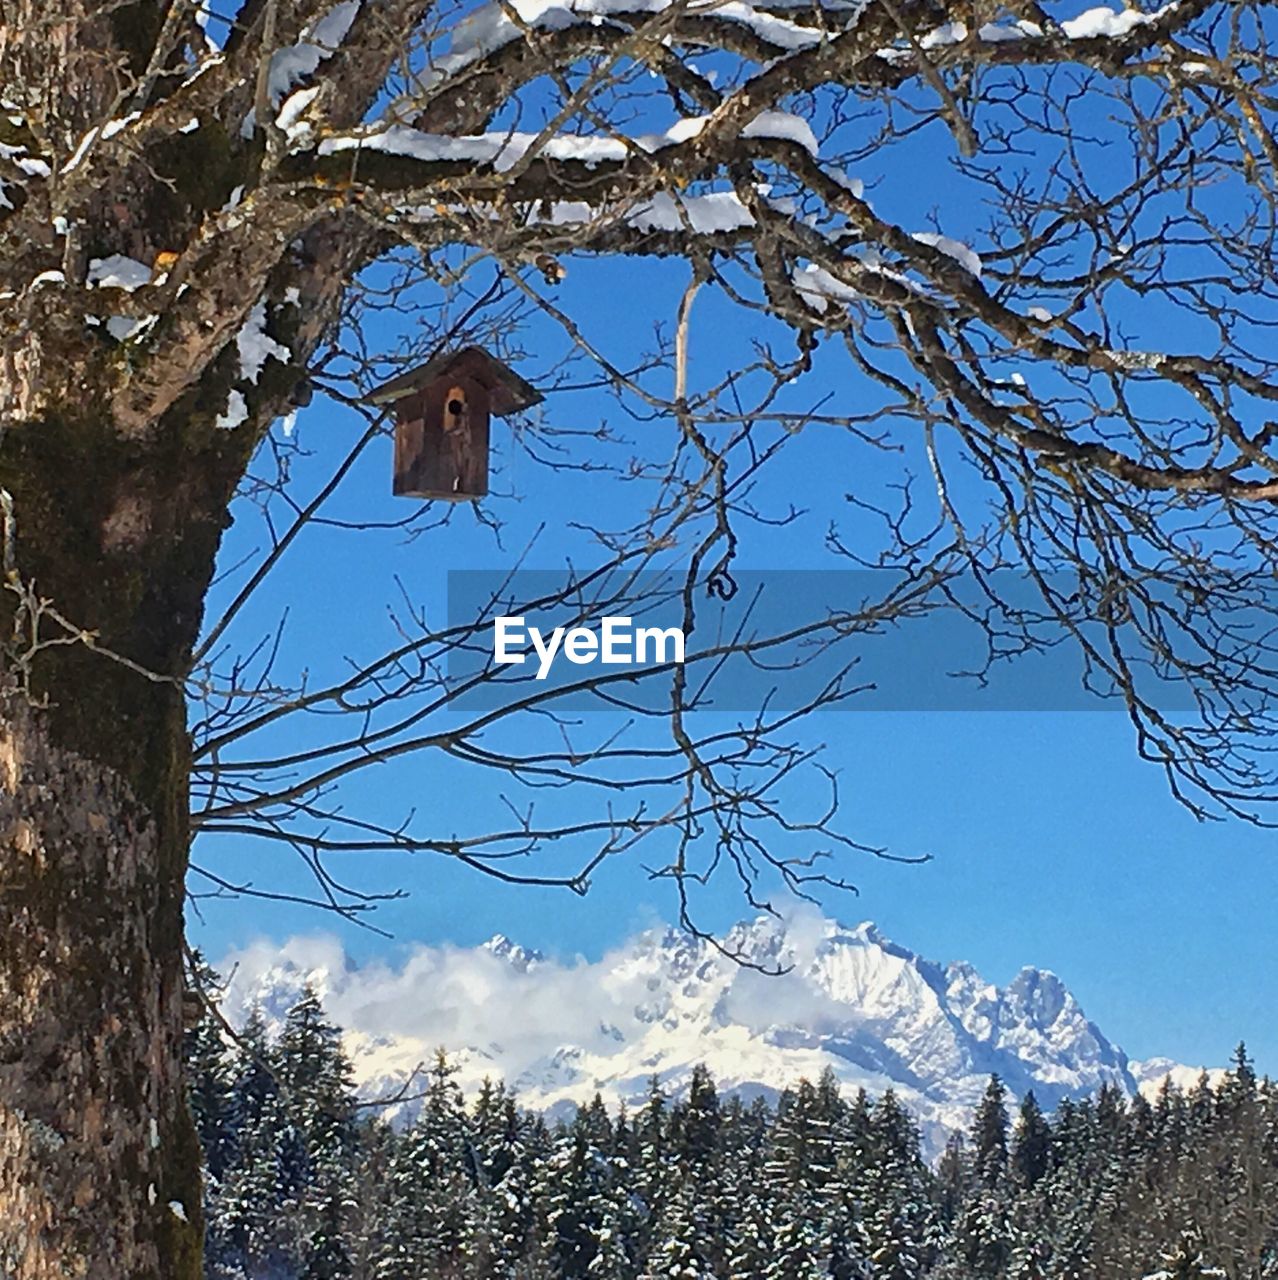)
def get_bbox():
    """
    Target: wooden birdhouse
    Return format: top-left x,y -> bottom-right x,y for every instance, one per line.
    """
368,347 -> 543,501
